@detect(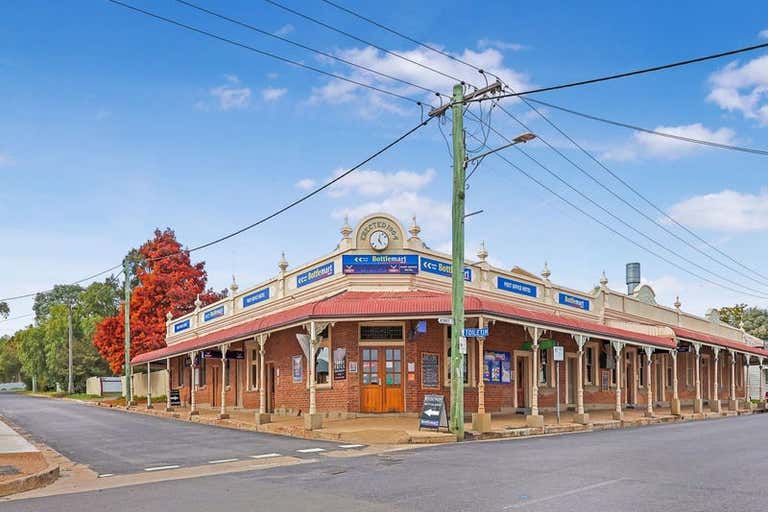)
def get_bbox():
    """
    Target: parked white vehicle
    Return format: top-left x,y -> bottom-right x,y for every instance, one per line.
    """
0,382 -> 26,392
